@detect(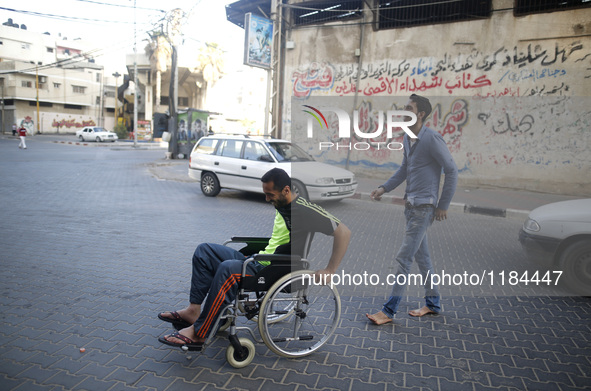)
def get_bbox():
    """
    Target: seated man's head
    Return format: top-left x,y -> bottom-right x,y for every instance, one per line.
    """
261,168 -> 292,208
